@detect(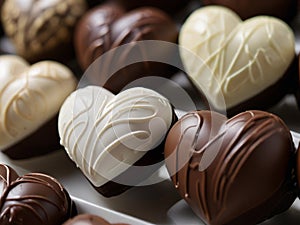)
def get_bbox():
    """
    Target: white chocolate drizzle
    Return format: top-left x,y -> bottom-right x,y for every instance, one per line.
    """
179,6 -> 295,110
58,86 -> 173,187
0,55 -> 77,150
